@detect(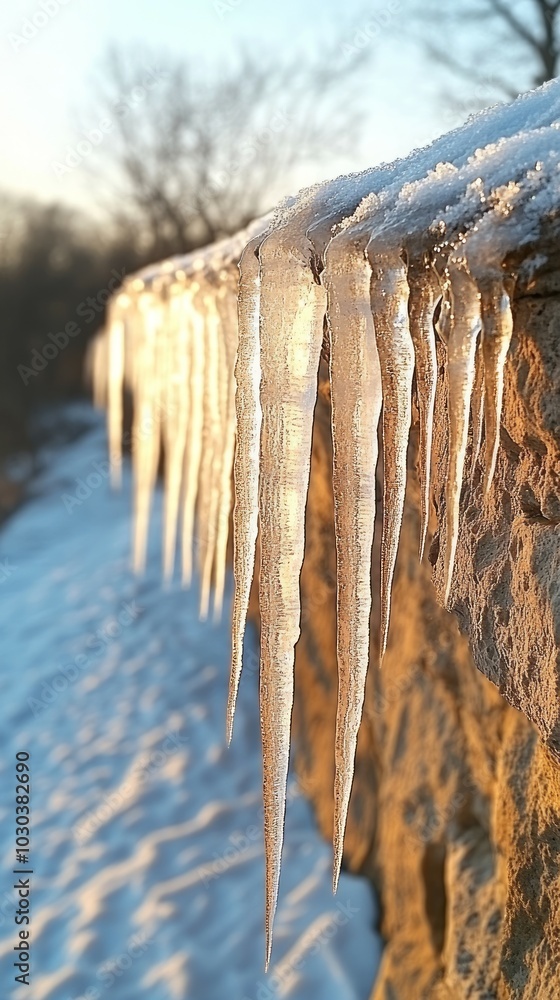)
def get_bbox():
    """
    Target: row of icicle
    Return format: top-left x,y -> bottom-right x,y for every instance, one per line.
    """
89,219 -> 267,620
90,78 -> 560,968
